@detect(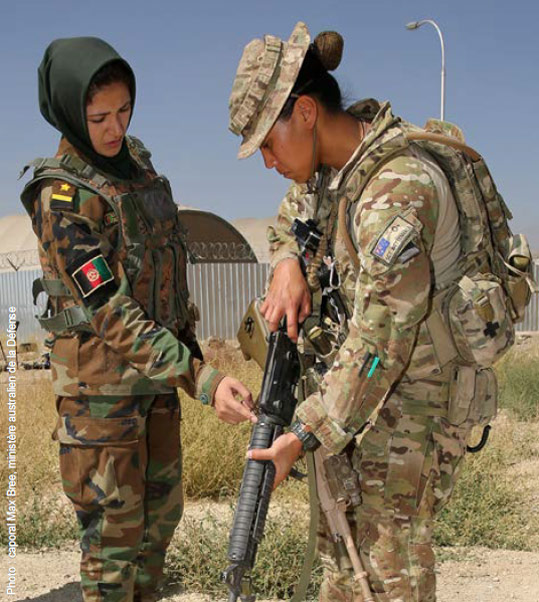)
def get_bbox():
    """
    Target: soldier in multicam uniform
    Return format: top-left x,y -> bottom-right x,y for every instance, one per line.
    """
228,22 -> 501,602
20,37 -> 255,602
